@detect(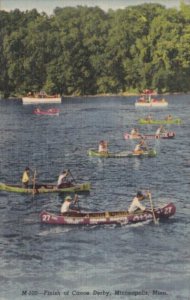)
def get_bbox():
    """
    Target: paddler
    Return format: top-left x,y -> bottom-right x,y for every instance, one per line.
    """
145,114 -> 152,121
61,194 -> 79,214
57,170 -> 69,188
165,114 -> 173,120
98,140 -> 108,153
133,139 -> 148,154
128,191 -> 151,213
130,128 -> 140,136
22,167 -> 30,188
155,125 -> 166,136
